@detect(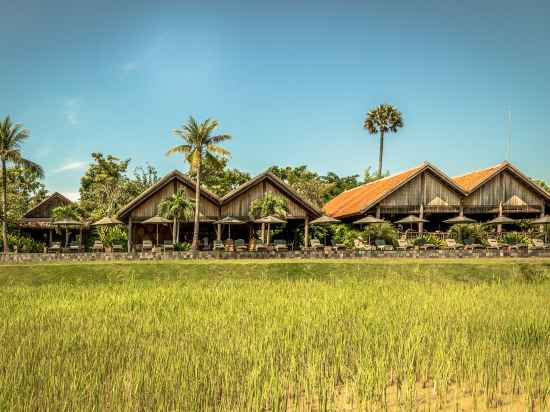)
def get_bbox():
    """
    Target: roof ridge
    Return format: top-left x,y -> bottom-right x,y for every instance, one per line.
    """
452,162 -> 506,179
